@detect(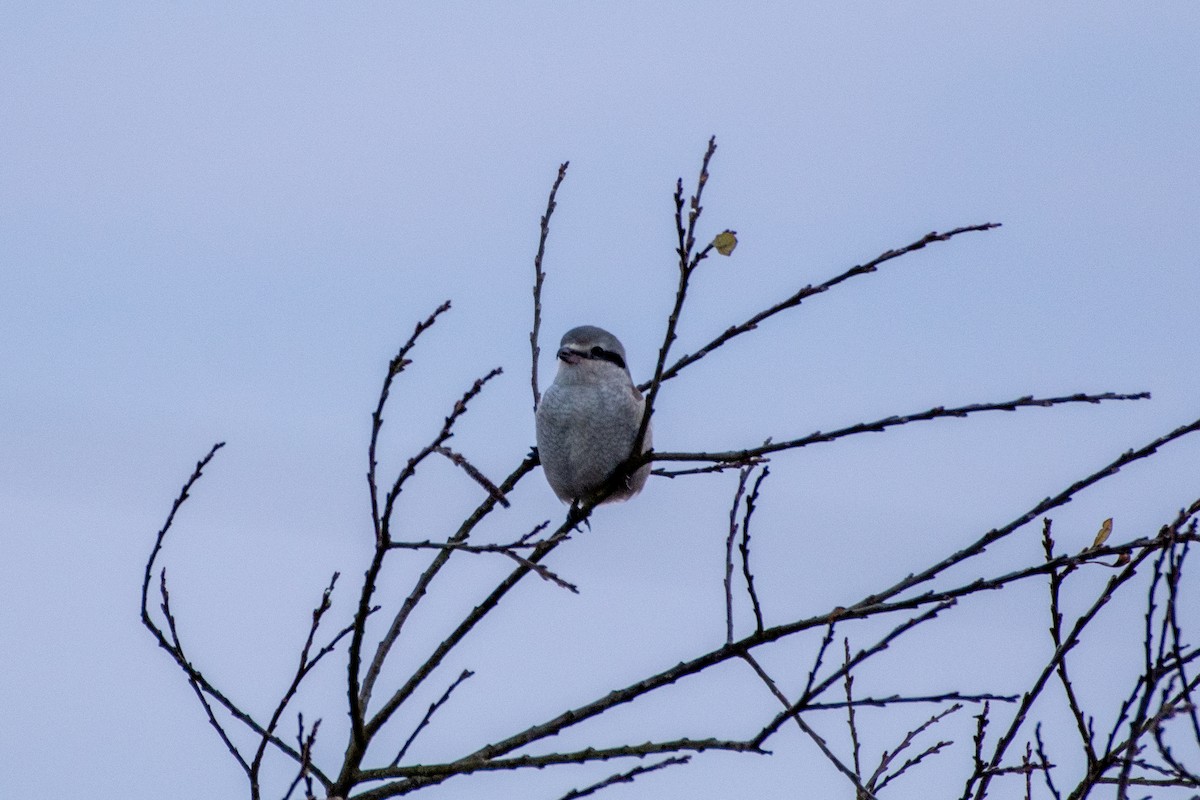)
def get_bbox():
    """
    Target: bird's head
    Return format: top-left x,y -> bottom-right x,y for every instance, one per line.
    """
555,325 -> 630,381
